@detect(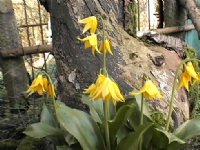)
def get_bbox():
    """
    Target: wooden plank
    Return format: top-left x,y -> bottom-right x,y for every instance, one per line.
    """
0,45 -> 53,58
153,24 -> 194,34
